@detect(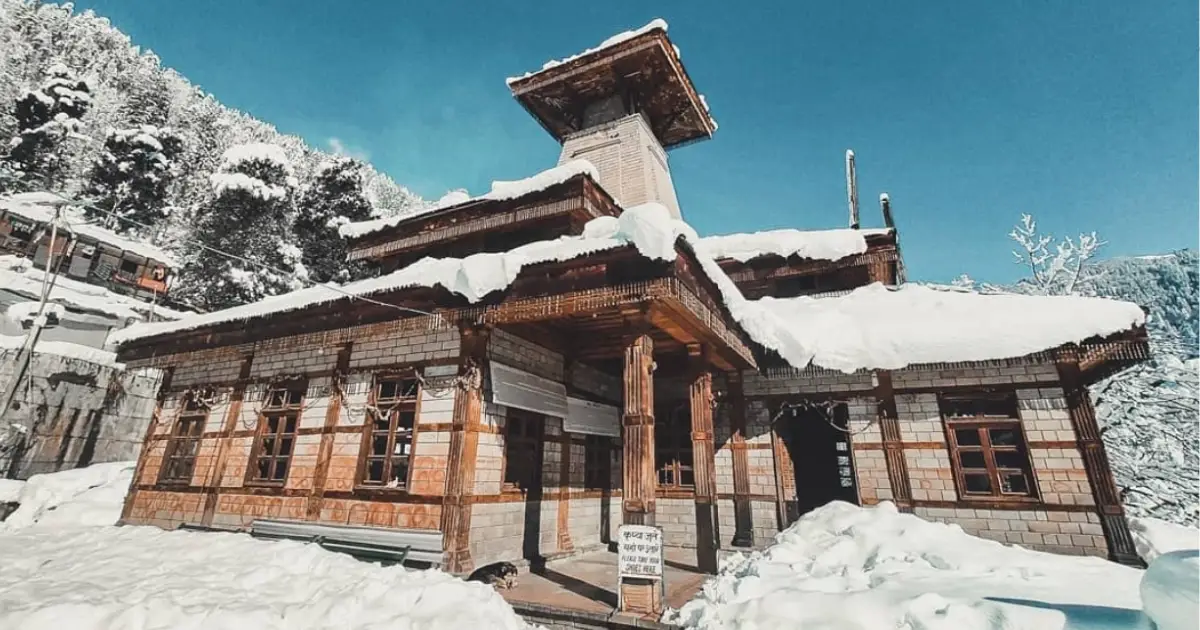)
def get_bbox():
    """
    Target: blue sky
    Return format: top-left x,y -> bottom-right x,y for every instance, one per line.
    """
75,1 -> 1197,283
